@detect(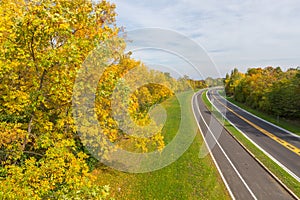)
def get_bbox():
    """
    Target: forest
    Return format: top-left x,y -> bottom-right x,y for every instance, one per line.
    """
3,0 -> 297,199
0,0 -> 208,198
225,66 -> 300,119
